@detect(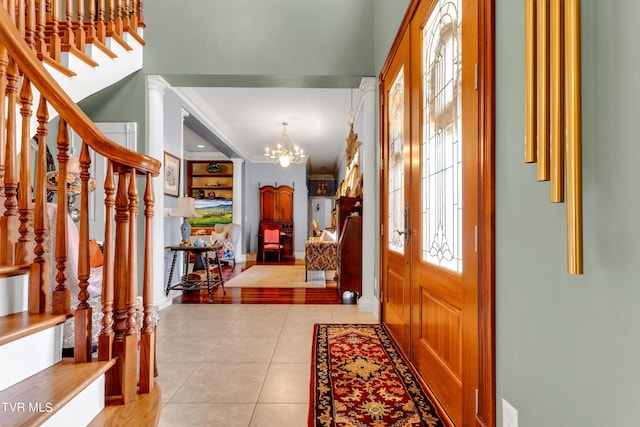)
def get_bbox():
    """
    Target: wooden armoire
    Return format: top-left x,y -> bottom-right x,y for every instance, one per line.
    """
257,185 -> 294,261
